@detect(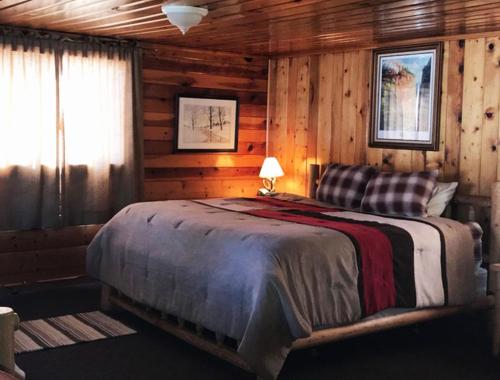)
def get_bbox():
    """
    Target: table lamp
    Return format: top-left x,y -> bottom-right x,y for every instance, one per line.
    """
258,157 -> 284,195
